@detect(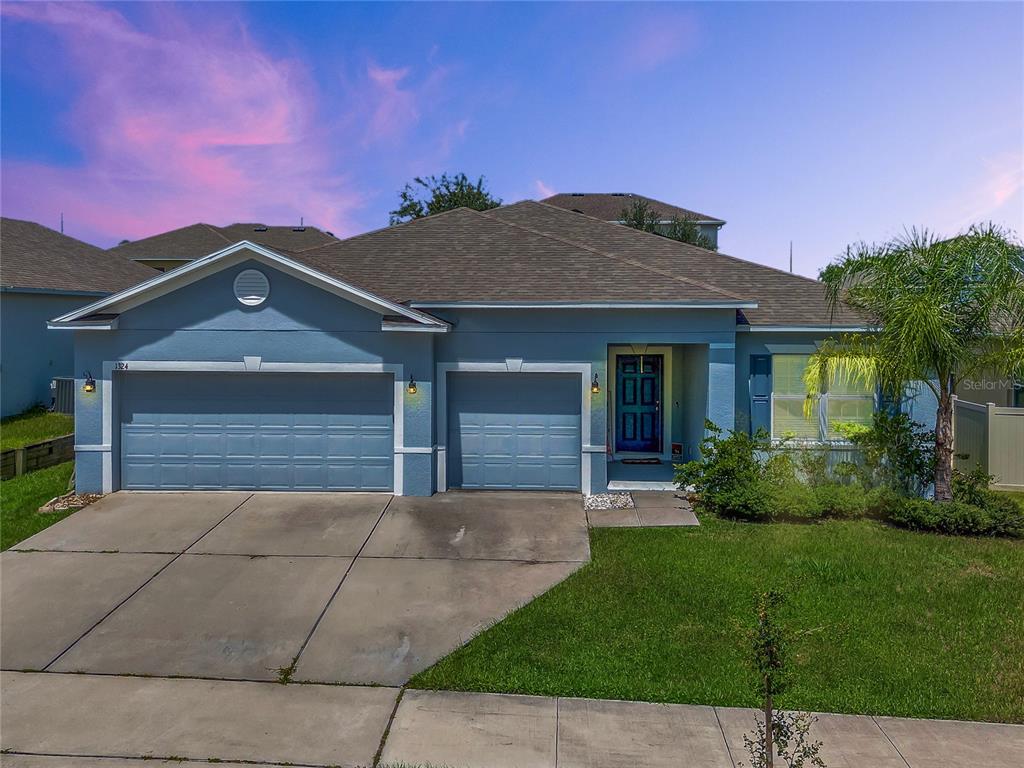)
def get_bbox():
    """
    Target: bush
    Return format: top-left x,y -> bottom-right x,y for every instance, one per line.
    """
677,423 -> 868,521
812,482 -> 868,518
676,422 -> 776,520
887,498 -> 1024,538
885,469 -> 1024,538
831,412 -> 934,495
